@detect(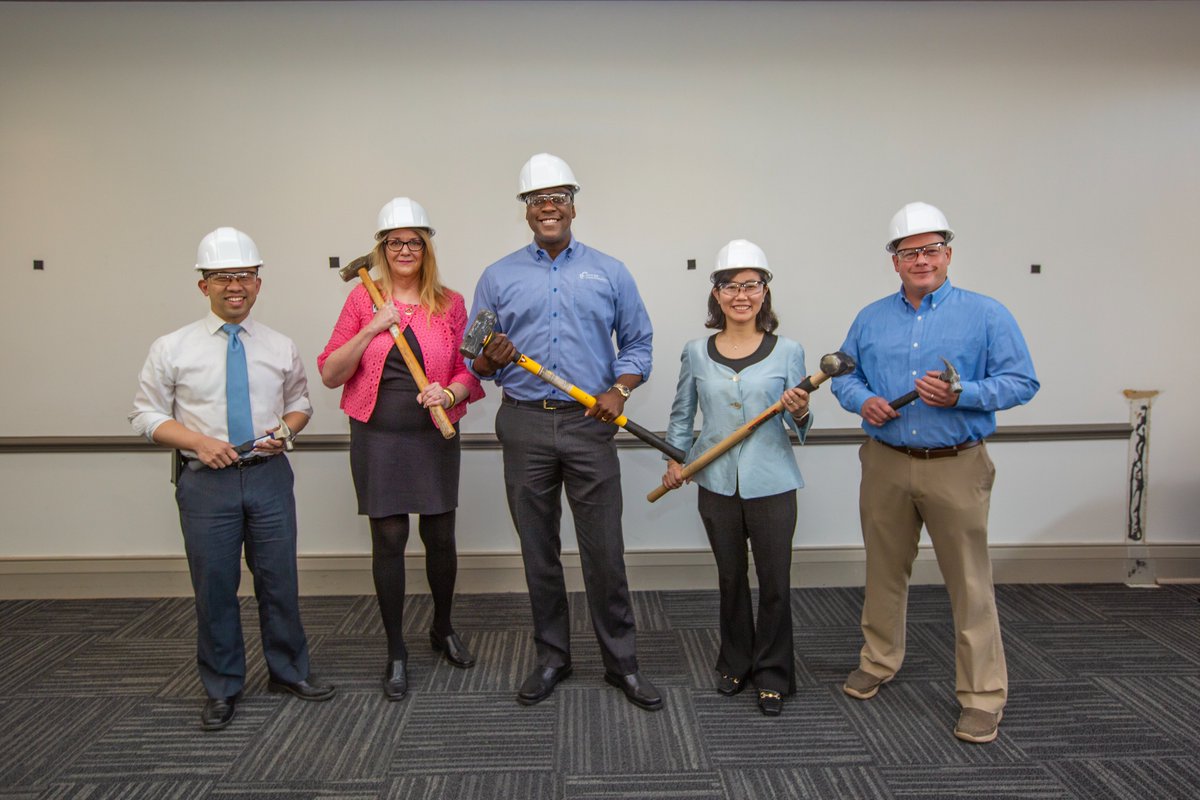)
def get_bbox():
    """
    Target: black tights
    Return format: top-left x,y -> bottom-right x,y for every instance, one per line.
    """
369,510 -> 458,660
